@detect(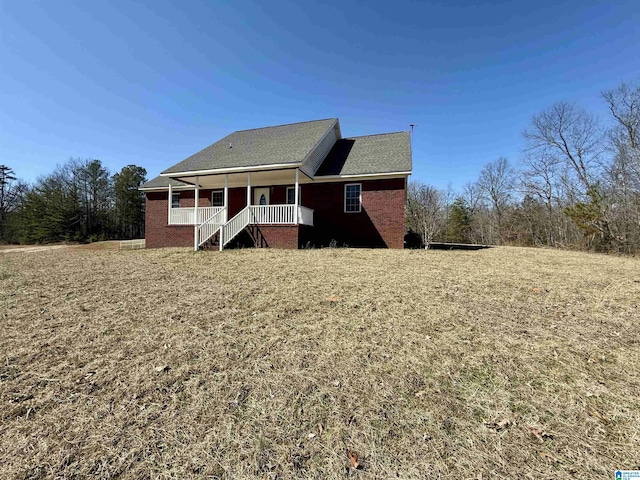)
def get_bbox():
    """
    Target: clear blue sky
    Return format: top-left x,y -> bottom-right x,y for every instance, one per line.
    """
1,0 -> 638,190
